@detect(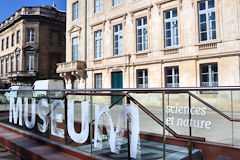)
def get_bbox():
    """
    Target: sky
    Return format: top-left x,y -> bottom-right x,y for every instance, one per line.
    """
0,0 -> 66,23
